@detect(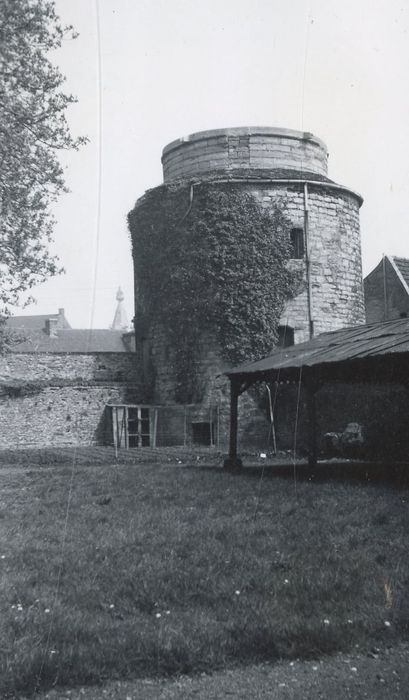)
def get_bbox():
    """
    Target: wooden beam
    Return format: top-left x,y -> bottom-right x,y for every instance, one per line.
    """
152,408 -> 158,448
224,377 -> 243,470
